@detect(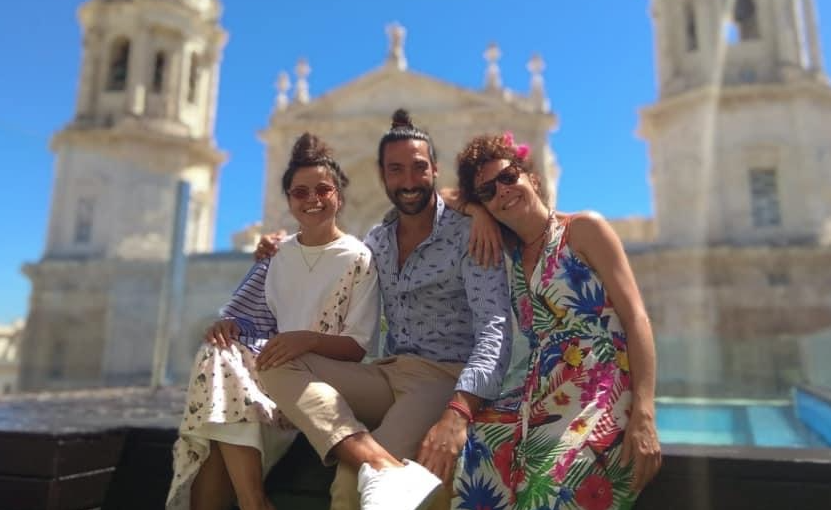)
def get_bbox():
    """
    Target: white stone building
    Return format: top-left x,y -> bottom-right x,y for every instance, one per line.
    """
629,0 -> 831,396
17,0 -> 831,398
19,0 -> 229,389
